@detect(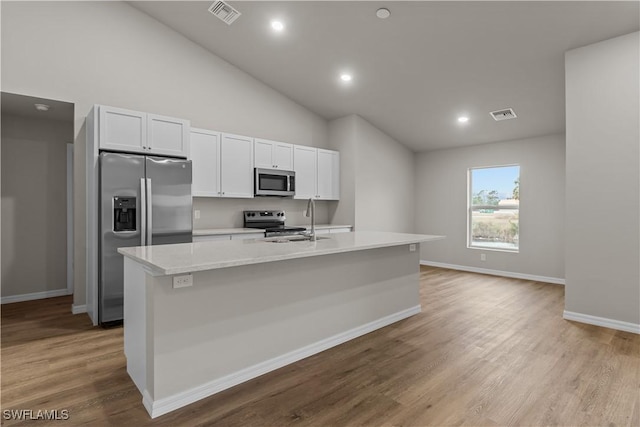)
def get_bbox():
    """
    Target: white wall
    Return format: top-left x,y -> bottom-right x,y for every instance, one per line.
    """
1,2 -> 329,307
565,32 -> 640,327
415,134 -> 566,281
1,113 -> 73,298
329,115 -> 415,233
193,197 -> 329,229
